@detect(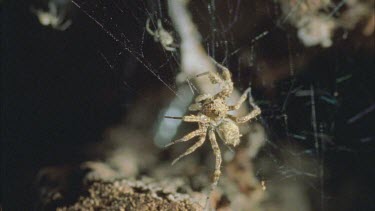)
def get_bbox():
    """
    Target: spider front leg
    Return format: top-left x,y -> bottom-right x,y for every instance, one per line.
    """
171,133 -> 207,165
165,114 -> 210,123
188,103 -> 202,111
194,71 -> 223,85
228,88 -> 251,110
229,87 -> 261,123
210,59 -> 234,98
235,104 -> 261,124
188,94 -> 213,111
210,58 -> 231,82
194,68 -> 233,99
